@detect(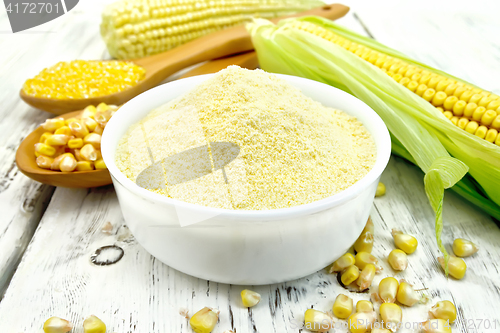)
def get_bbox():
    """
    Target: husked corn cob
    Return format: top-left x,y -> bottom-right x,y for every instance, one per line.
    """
291,21 -> 500,146
101,0 -> 323,59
